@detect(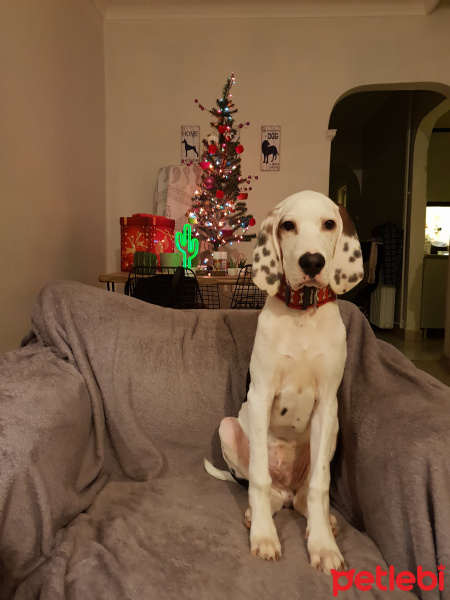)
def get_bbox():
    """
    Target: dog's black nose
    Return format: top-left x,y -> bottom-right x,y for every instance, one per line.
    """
299,253 -> 325,278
